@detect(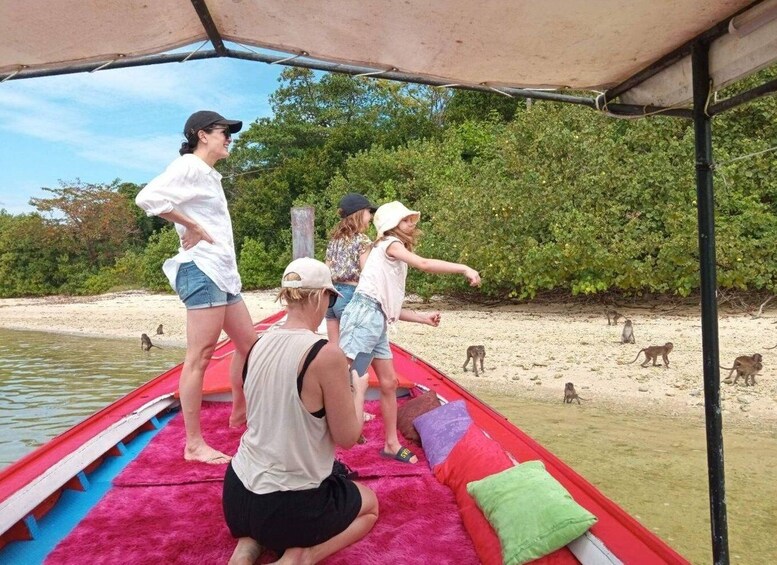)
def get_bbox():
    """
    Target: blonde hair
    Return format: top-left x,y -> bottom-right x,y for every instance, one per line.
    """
380,224 -> 422,251
276,272 -> 327,308
330,208 -> 370,241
